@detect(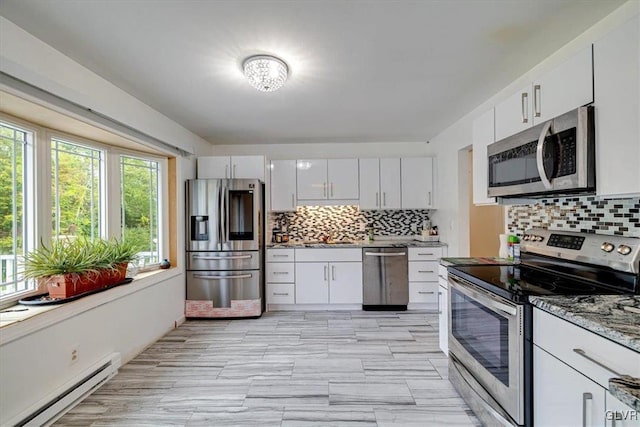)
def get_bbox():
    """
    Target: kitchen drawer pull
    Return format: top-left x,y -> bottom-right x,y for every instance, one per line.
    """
418,291 -> 435,295
273,271 -> 289,275
324,265 -> 328,281
193,273 -> 252,280
365,252 -> 407,257
418,270 -> 435,273
194,254 -> 252,260
417,253 -> 434,256
582,392 -> 592,427
273,292 -> 289,296
272,254 -> 290,258
438,291 -> 442,314
572,348 -> 622,376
